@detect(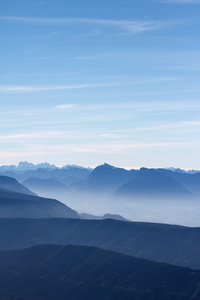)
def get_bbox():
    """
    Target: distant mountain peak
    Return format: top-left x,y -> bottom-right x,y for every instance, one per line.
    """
61,164 -> 93,171
17,161 -> 57,170
0,161 -> 58,172
18,161 -> 34,168
94,163 -> 118,171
